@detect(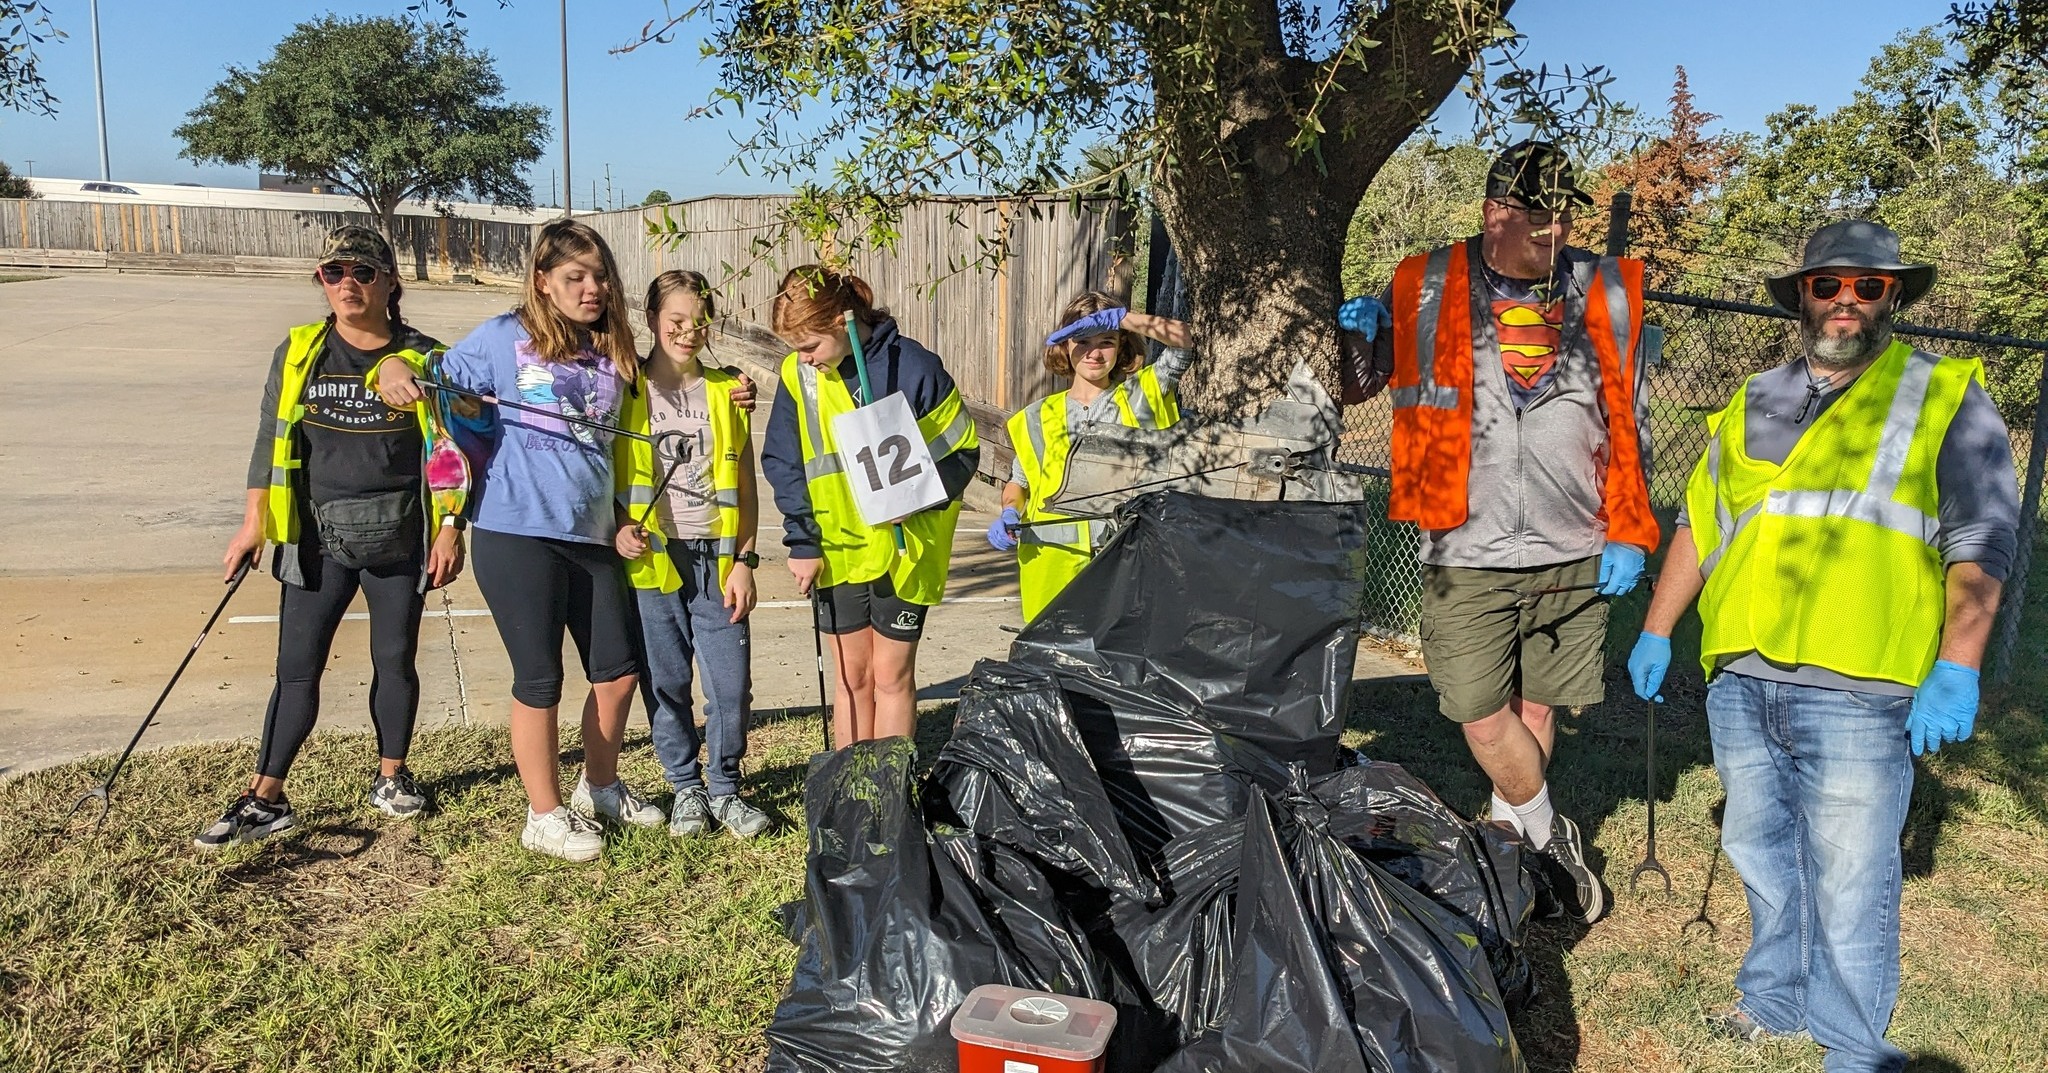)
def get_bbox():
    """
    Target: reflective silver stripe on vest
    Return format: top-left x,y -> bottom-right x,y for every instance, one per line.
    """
928,403 -> 974,458
270,465 -> 294,486
1763,488 -> 1939,543
1761,349 -> 1940,543
1021,522 -> 1084,546
715,535 -> 738,557
1867,349 -> 1938,501
1389,383 -> 1462,408
796,364 -> 842,480
627,485 -> 656,507
1125,379 -> 1155,426
713,488 -> 740,508
1022,404 -> 1048,470
1599,258 -> 1634,384
1394,246 -> 1461,411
